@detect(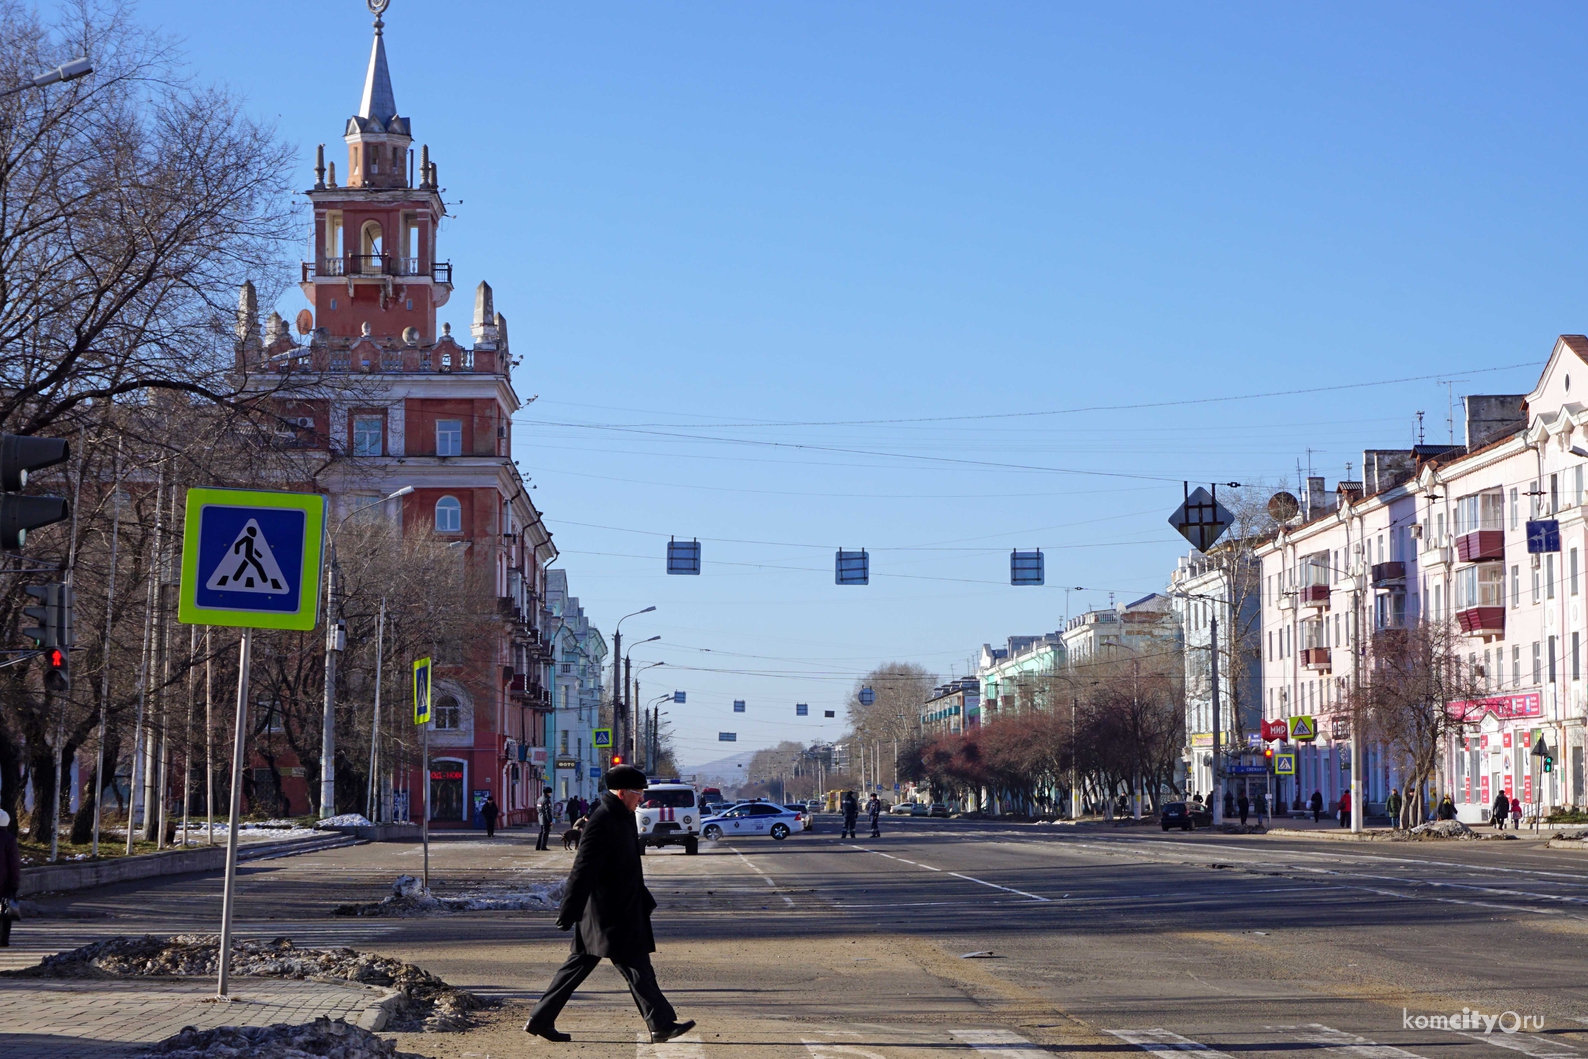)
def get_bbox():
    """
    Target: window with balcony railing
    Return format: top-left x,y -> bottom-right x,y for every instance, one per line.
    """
1456,563 -> 1505,609
1375,591 -> 1407,631
1454,490 -> 1504,534
1298,554 -> 1329,586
